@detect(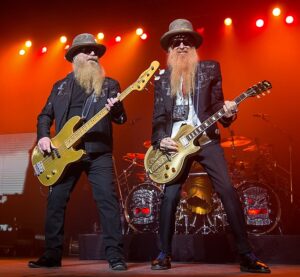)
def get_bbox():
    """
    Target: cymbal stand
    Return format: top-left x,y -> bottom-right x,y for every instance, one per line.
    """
256,116 -> 294,204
